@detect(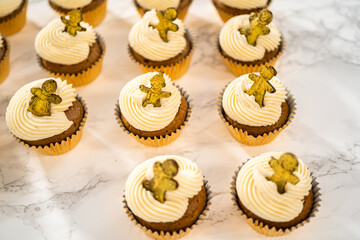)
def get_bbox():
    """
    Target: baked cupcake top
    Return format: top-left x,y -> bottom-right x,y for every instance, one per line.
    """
218,0 -> 267,9
136,0 -> 180,11
50,0 -> 92,9
219,11 -> 281,62
0,0 -> 22,18
119,72 -> 182,132
35,10 -> 96,65
125,155 -> 203,223
236,152 -> 312,222
129,9 -> 186,61
6,78 -> 77,141
222,66 -> 286,127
